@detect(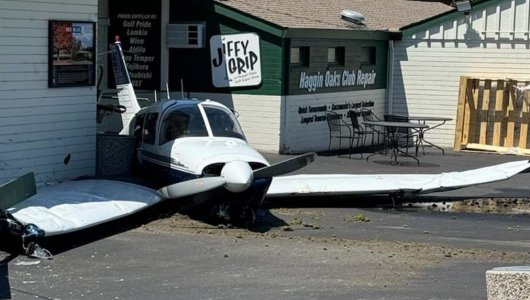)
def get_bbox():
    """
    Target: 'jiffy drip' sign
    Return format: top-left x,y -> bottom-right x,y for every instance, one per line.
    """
210,33 -> 261,88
